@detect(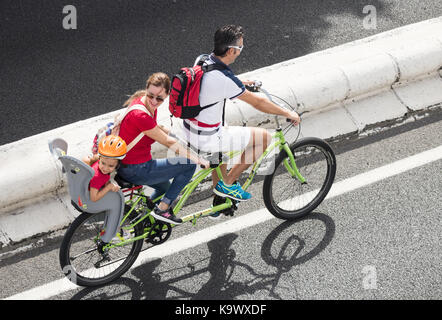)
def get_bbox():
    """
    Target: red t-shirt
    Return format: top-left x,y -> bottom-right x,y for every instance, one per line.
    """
119,97 -> 157,164
89,161 -> 111,190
